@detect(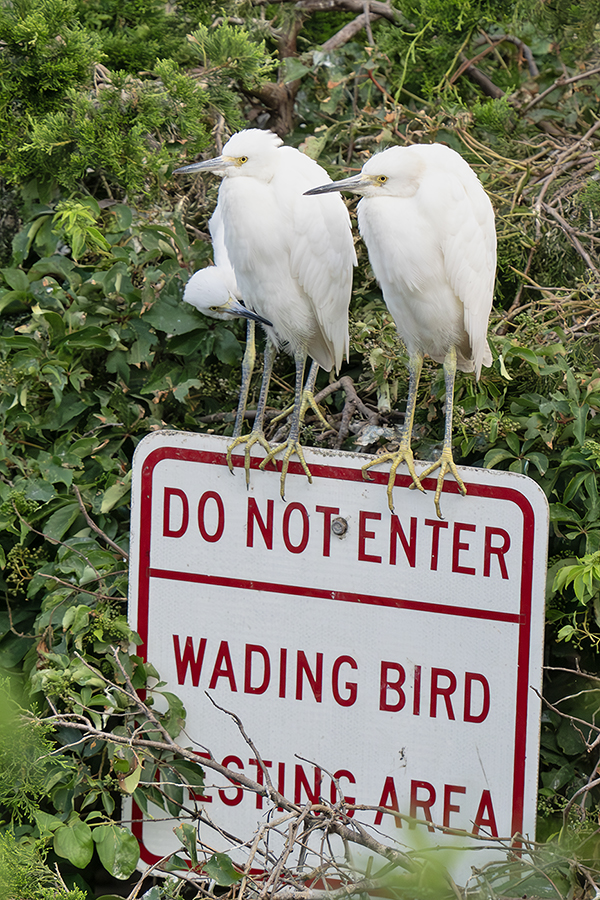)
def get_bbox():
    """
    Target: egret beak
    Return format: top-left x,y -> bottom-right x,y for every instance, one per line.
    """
173,156 -> 234,175
226,298 -> 273,327
304,174 -> 368,196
